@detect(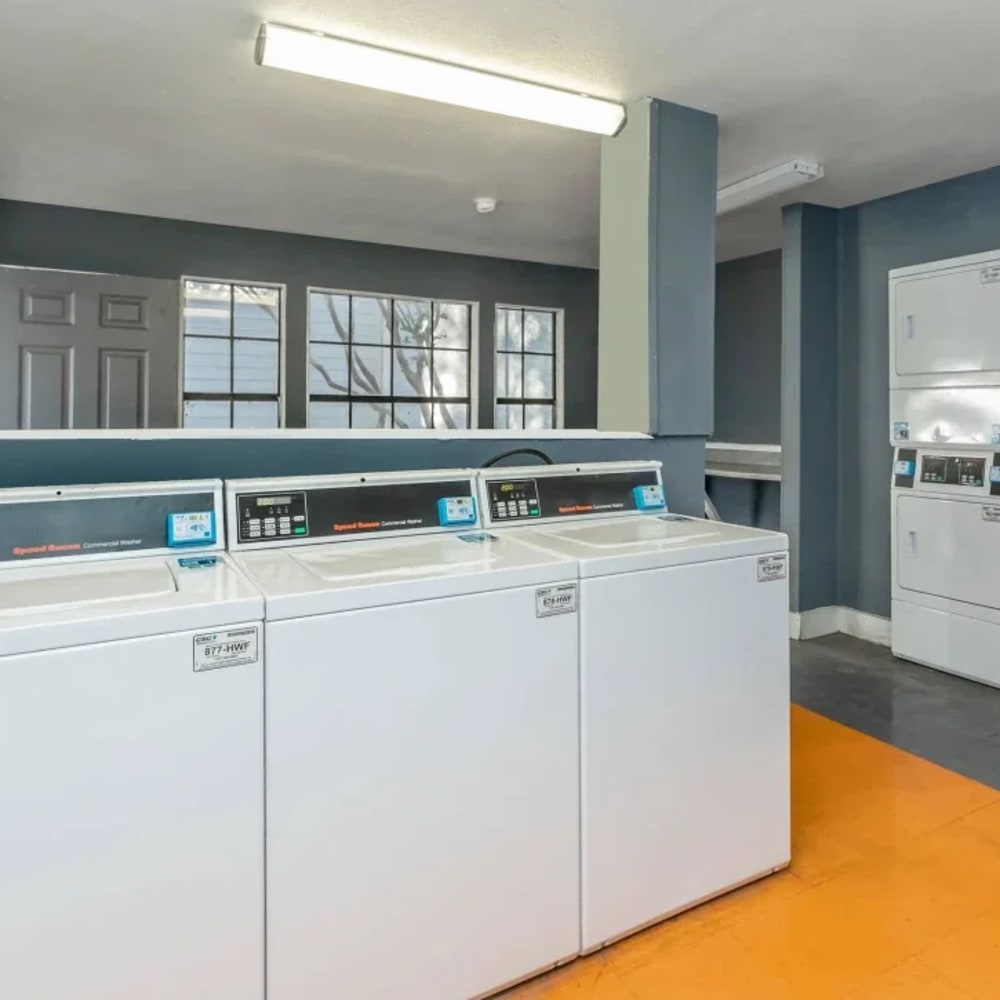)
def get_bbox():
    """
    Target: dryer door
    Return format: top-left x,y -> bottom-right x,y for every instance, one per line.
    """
896,494 -> 1000,608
